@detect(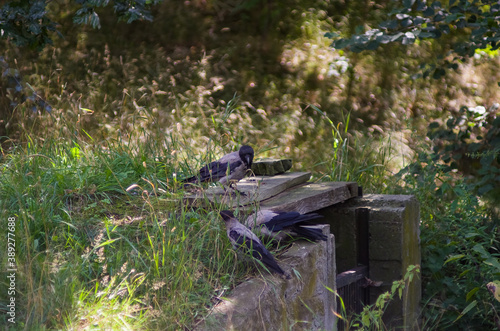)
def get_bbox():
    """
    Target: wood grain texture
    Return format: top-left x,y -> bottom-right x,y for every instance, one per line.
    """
257,181 -> 358,214
184,172 -> 311,208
